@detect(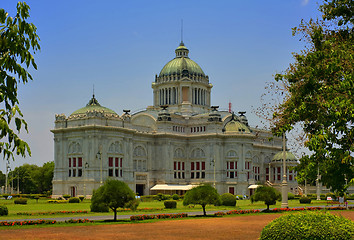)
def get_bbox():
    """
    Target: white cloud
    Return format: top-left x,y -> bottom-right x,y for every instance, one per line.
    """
302,0 -> 310,6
